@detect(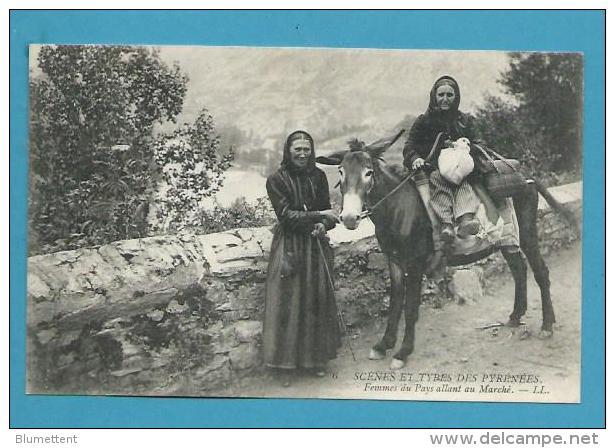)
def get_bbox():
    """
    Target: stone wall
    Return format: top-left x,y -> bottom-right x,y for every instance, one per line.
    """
26,182 -> 581,395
